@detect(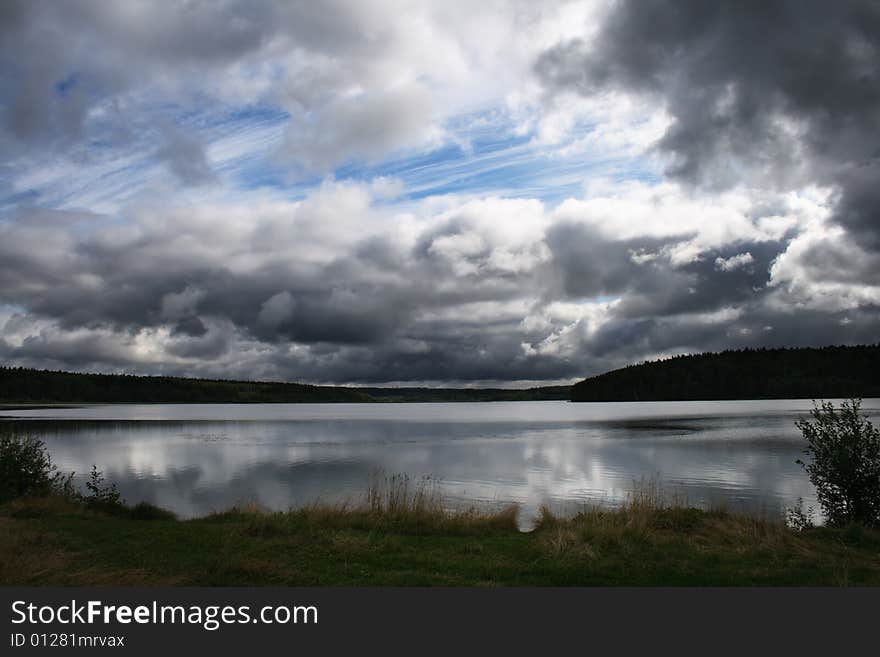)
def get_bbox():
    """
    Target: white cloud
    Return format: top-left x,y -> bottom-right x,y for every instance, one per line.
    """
715,252 -> 755,272
767,224 -> 880,313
